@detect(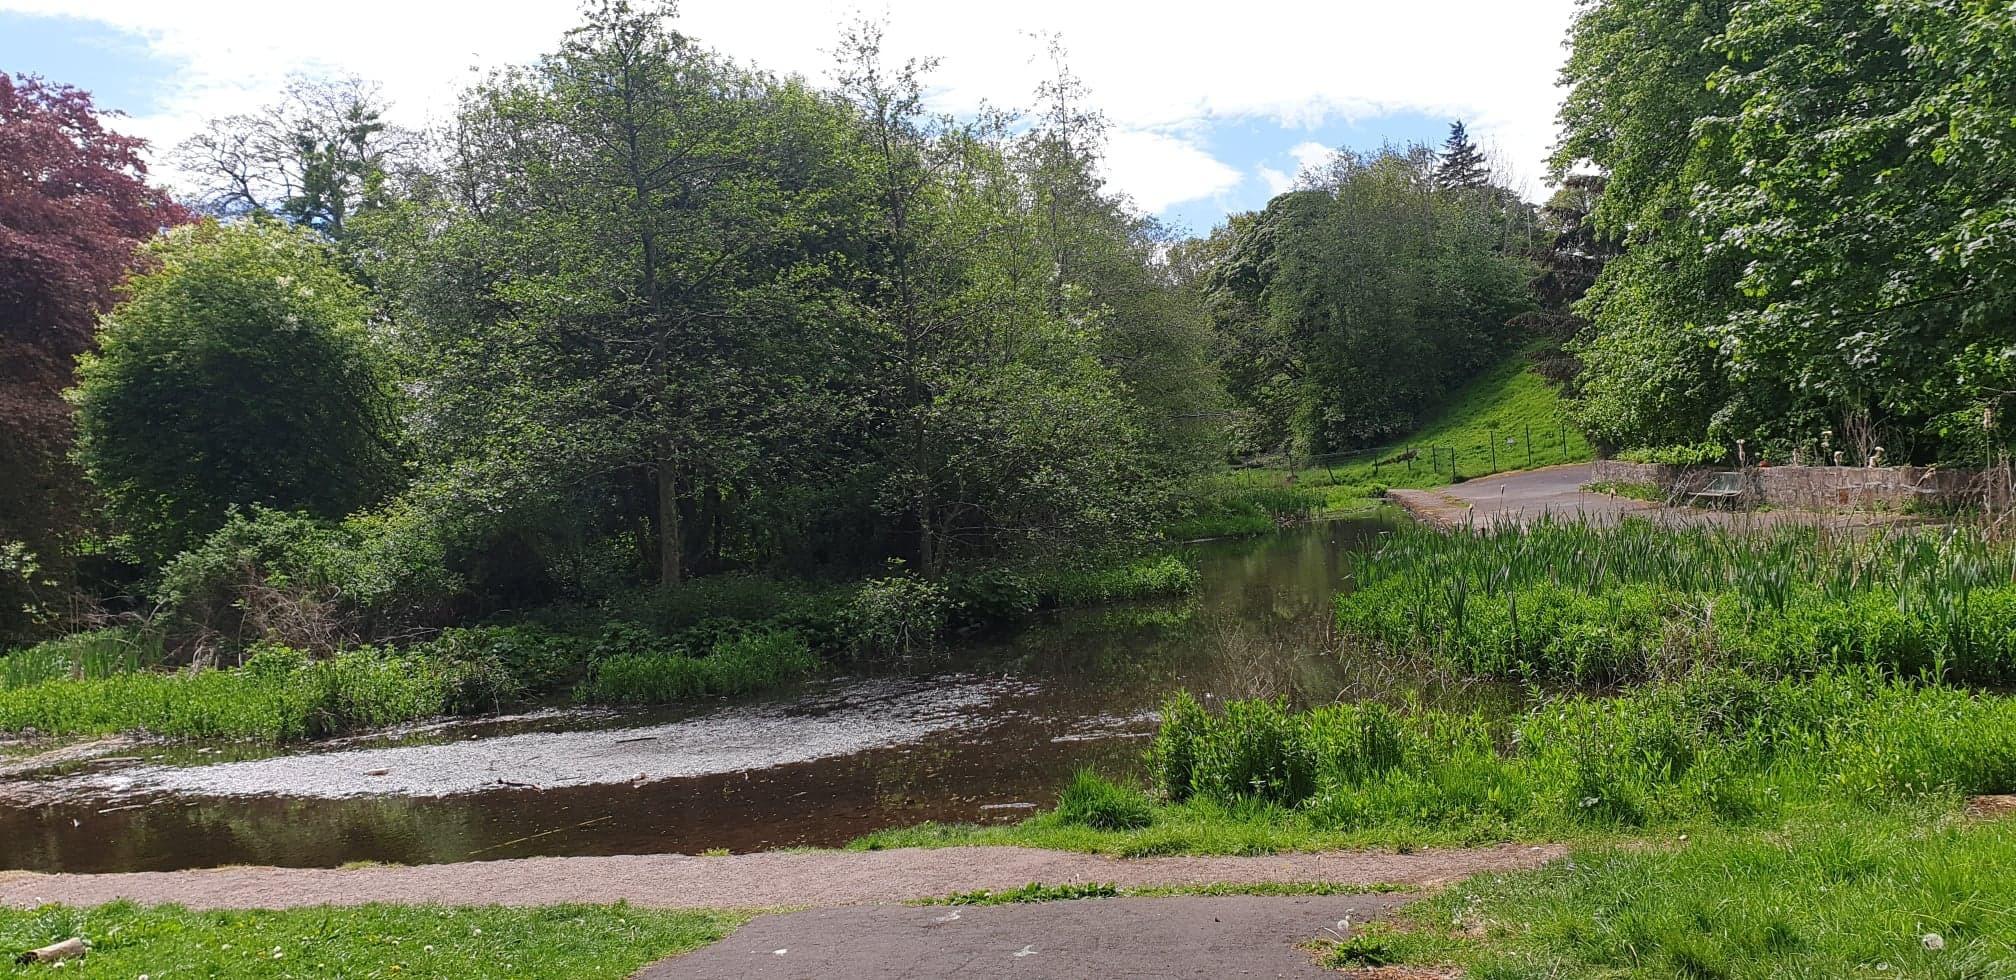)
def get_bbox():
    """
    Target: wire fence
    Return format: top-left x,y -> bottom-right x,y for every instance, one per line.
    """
1238,420 -> 1588,482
